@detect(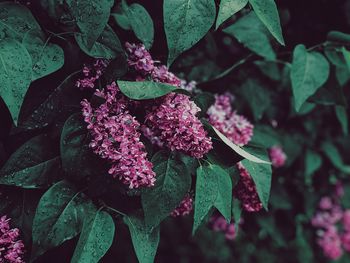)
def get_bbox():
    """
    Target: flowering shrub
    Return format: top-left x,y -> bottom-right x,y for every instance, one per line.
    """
0,0 -> 349,262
